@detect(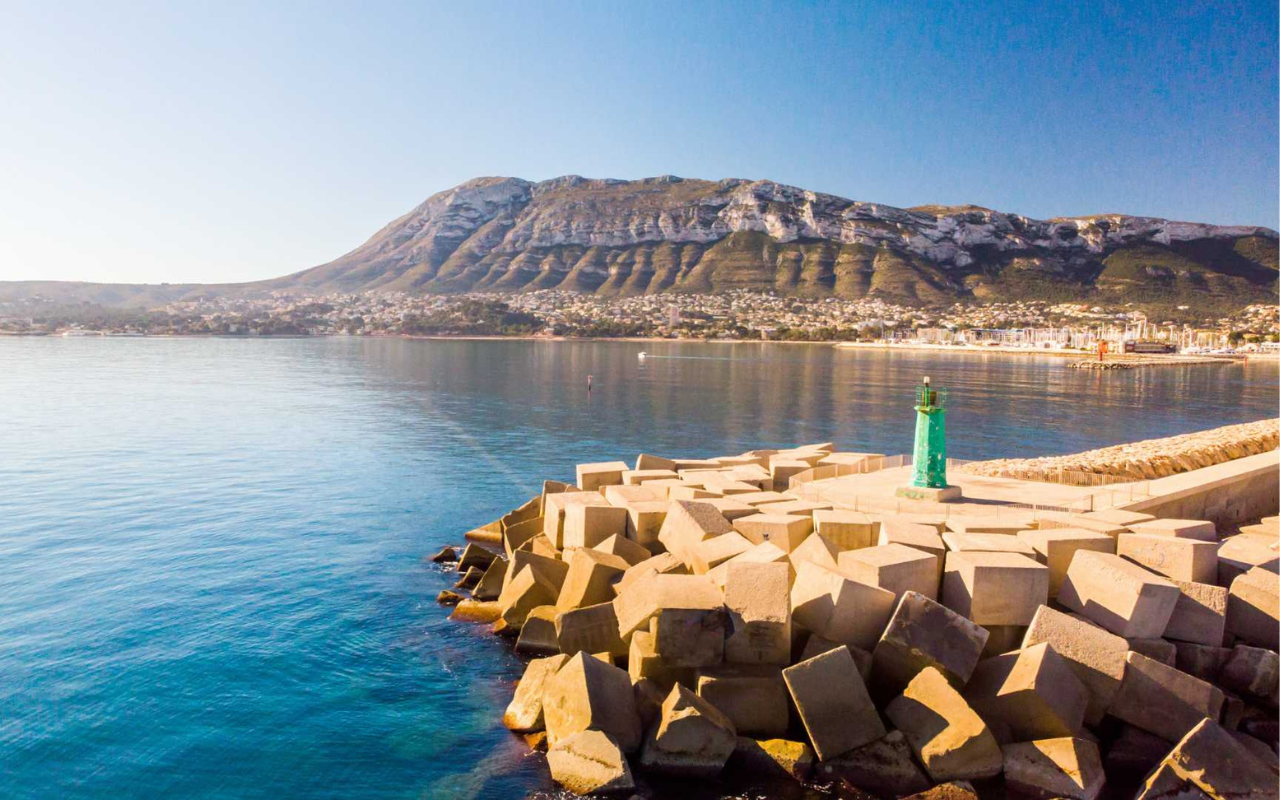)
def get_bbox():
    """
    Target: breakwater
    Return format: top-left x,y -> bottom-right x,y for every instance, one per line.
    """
432,443 -> 1280,798
960,419 -> 1279,482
